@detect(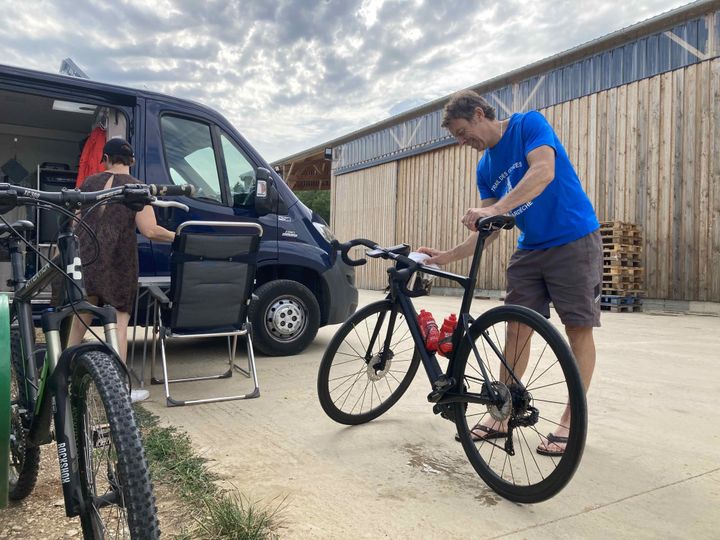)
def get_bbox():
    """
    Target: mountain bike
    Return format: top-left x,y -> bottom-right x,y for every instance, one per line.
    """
0,181 -> 192,538
317,215 -> 587,503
